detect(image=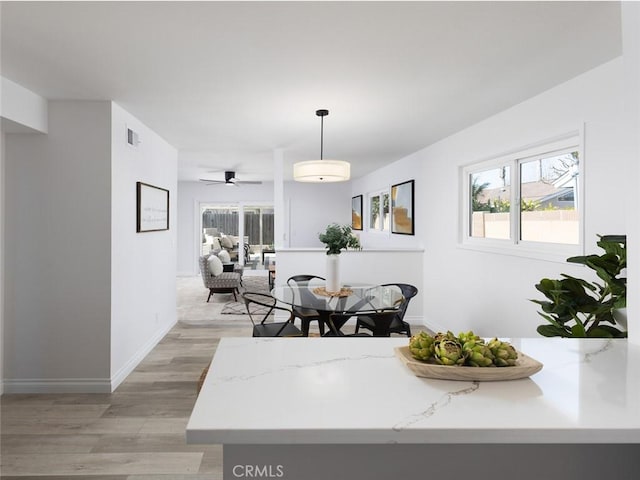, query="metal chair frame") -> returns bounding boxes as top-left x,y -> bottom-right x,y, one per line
242,291 -> 303,337
355,283 -> 418,337
287,275 -> 326,336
